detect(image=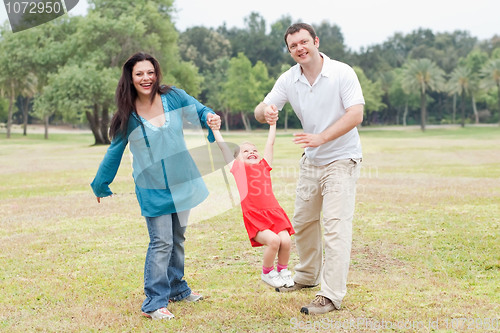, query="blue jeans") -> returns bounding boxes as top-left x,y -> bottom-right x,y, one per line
141,211 -> 191,313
